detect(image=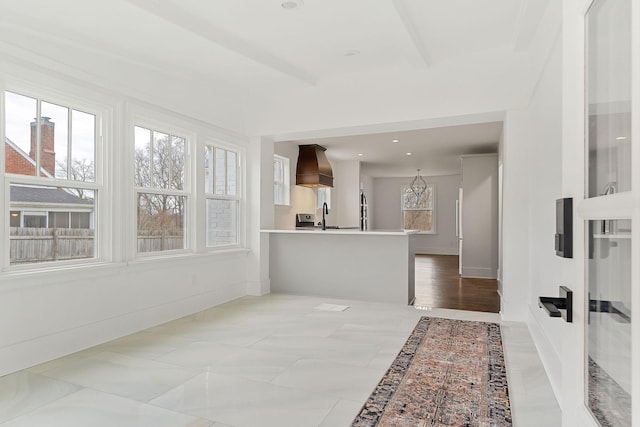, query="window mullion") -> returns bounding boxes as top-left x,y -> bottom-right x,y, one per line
67,108 -> 72,179
168,133 -> 173,191
225,148 -> 229,196
35,101 -> 42,175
